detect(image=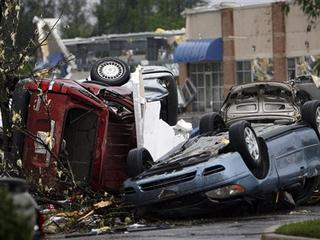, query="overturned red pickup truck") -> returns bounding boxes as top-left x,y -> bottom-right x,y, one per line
10,58 -> 178,191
